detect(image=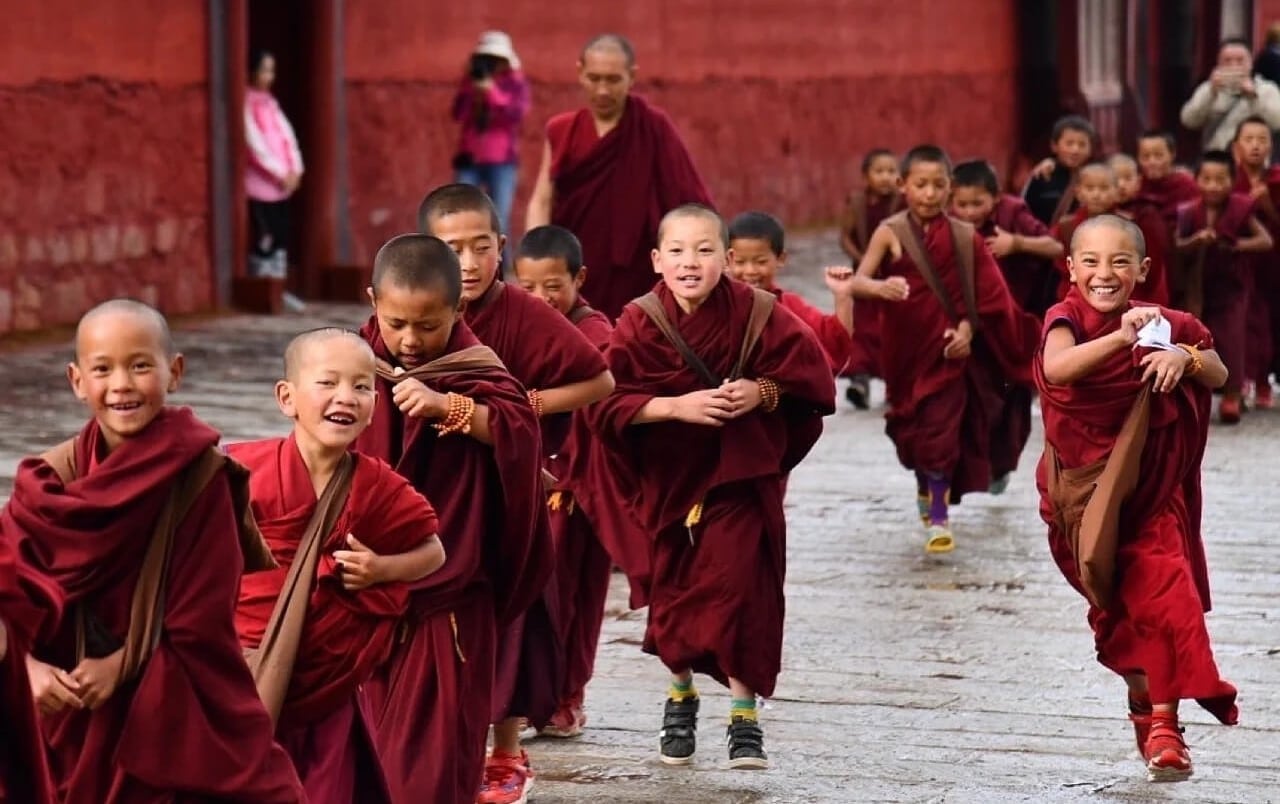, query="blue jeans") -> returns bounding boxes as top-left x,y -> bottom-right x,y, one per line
455,161 -> 519,236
